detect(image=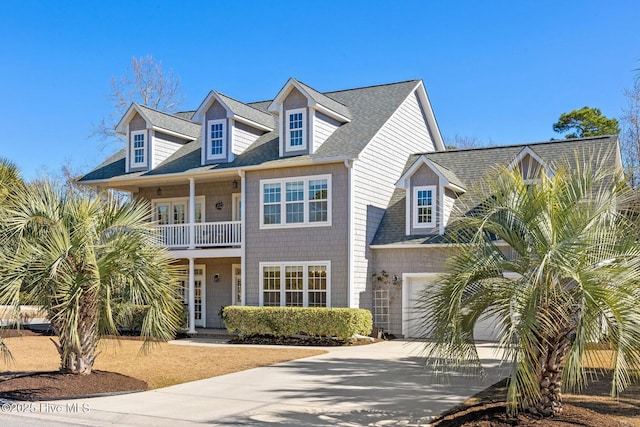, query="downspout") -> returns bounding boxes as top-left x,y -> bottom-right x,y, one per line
189,178 -> 196,249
